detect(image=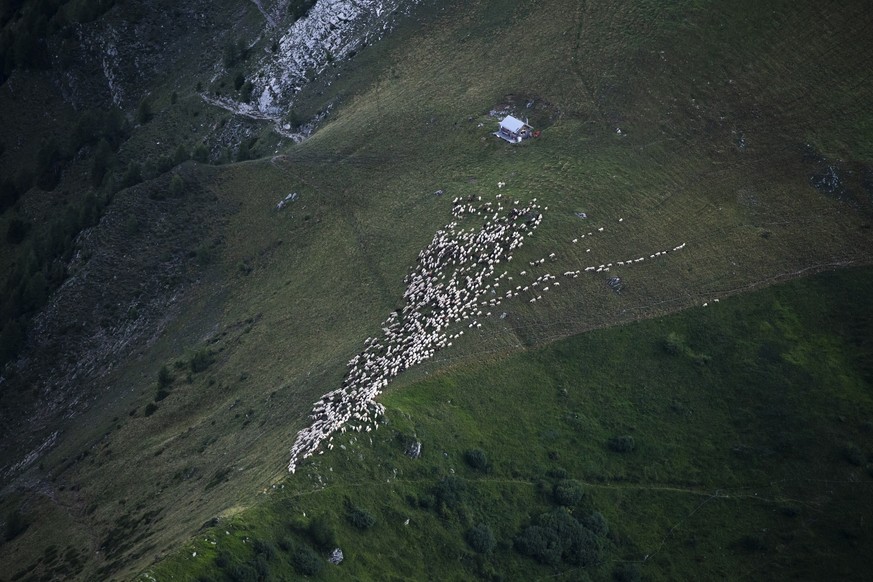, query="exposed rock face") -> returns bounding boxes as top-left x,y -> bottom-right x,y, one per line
50,0 -> 227,110
329,547 -> 344,564
251,0 -> 420,117
405,440 -> 422,459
